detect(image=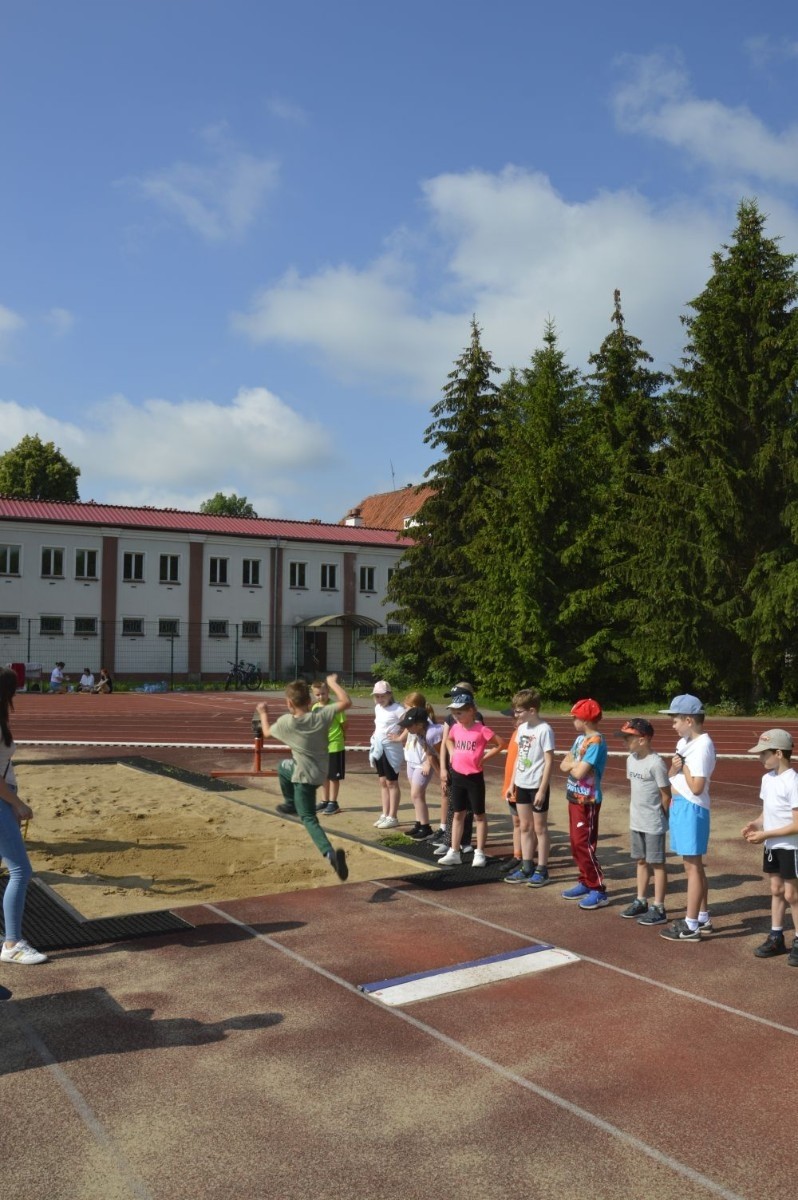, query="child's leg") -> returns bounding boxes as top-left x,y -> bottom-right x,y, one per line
568,802 -> 604,890
450,810 -> 465,852
636,859 -> 652,899
532,809 -> 550,869
652,862 -> 667,908
410,775 -> 430,825
387,779 -> 401,819
329,777 -> 340,804
277,759 -> 298,810
293,784 -> 333,857
769,872 -> 787,929
474,811 -> 487,852
784,879 -> 798,932
517,803 -> 535,864
682,856 -> 706,921
509,805 -> 521,858
378,771 -> 390,816
0,801 -> 33,945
